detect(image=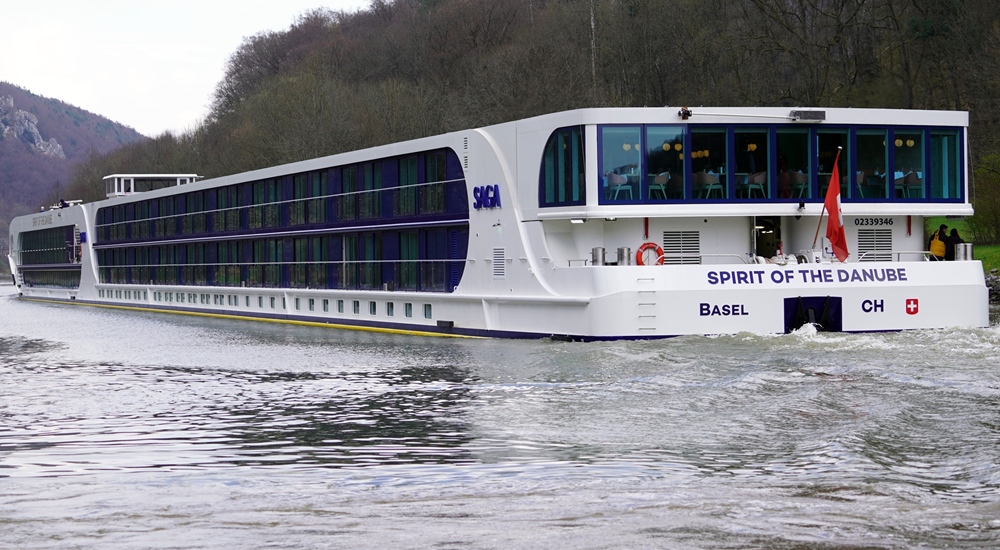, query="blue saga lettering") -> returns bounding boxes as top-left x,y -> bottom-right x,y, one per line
700,303 -> 749,316
472,184 -> 502,210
